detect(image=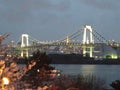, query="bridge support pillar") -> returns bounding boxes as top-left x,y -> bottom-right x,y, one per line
21,49 -> 29,57
82,45 -> 93,57
21,51 -> 23,57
